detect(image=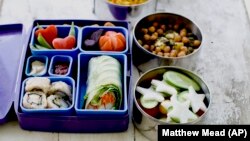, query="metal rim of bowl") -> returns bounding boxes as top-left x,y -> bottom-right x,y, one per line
105,0 -> 152,7
133,66 -> 211,125
133,12 -> 204,60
